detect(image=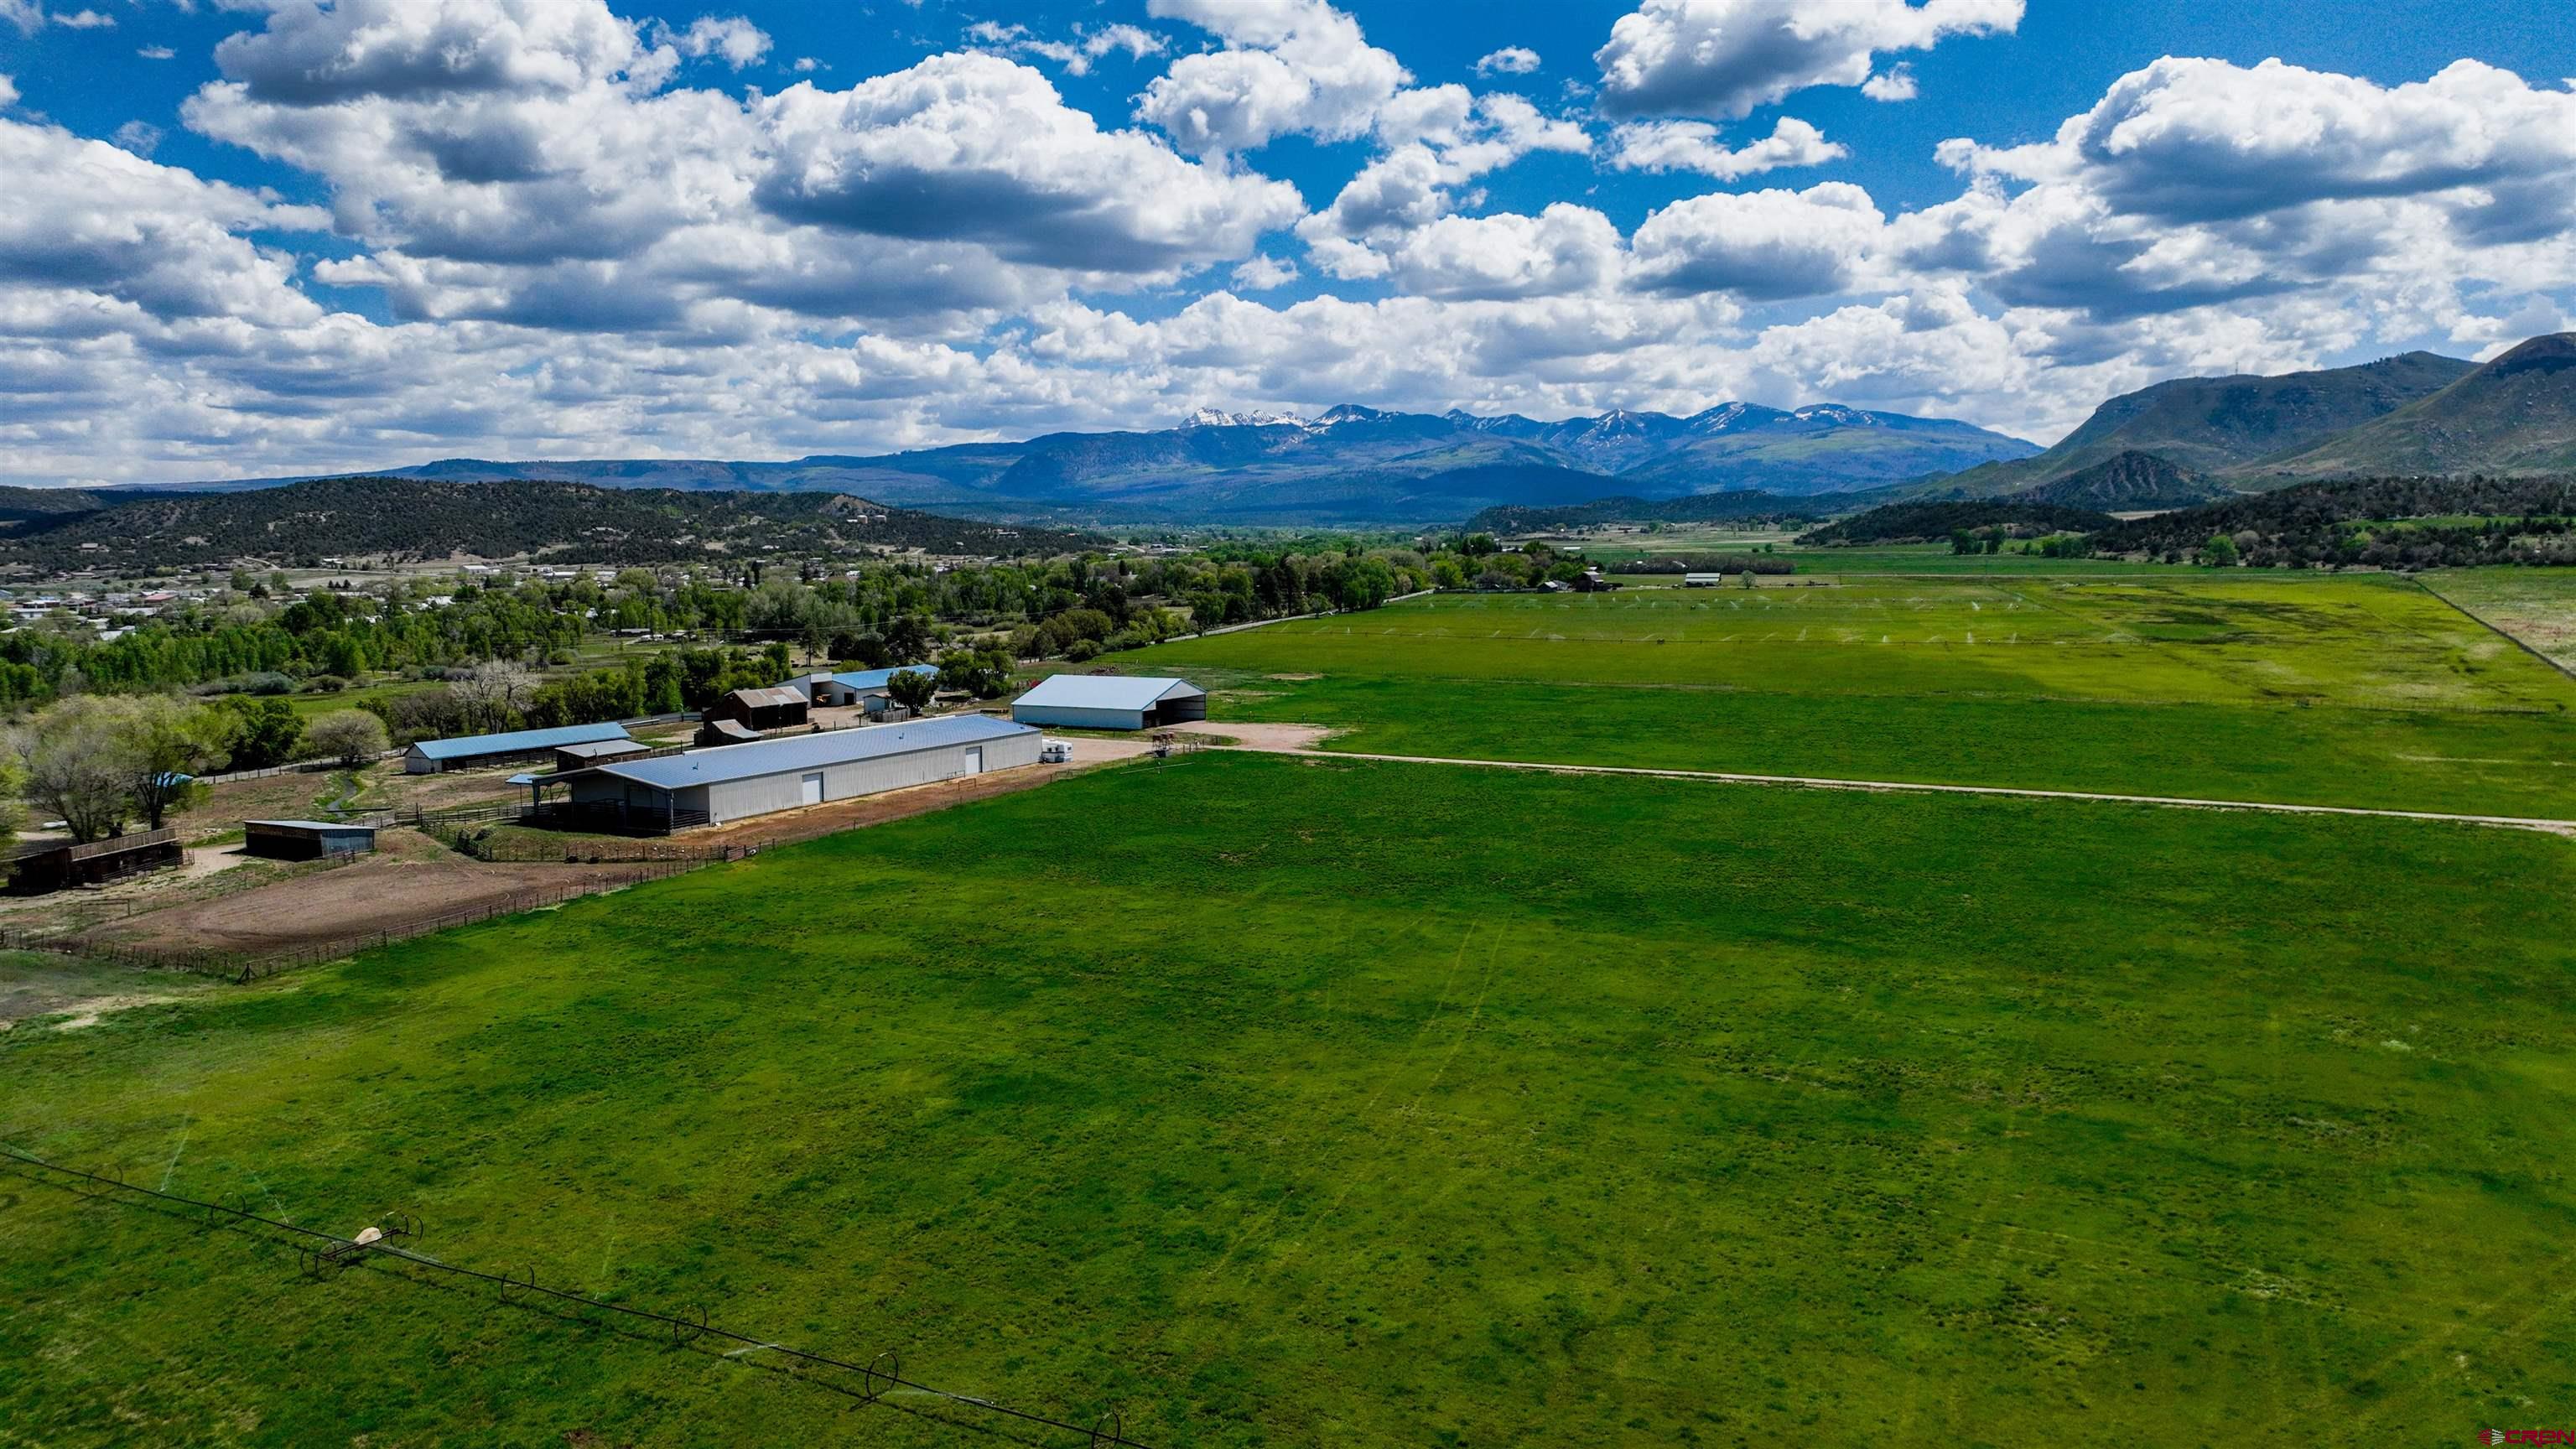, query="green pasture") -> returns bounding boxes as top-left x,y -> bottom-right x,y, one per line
1786,544 -> 2195,574
3,754 -> 2569,1446
1138,577 -> 2576,816
2423,569 -> 2576,673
